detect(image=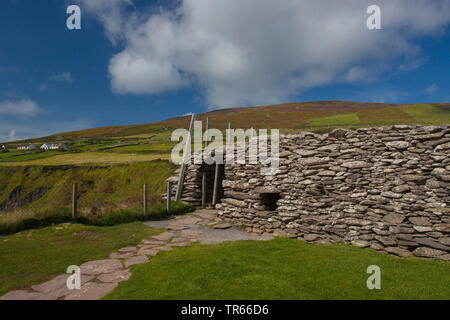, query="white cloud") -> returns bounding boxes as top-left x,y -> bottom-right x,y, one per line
424,83 -> 439,94
50,72 -> 73,83
77,0 -> 134,43
82,0 -> 450,109
0,99 -> 42,116
0,119 -> 94,142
